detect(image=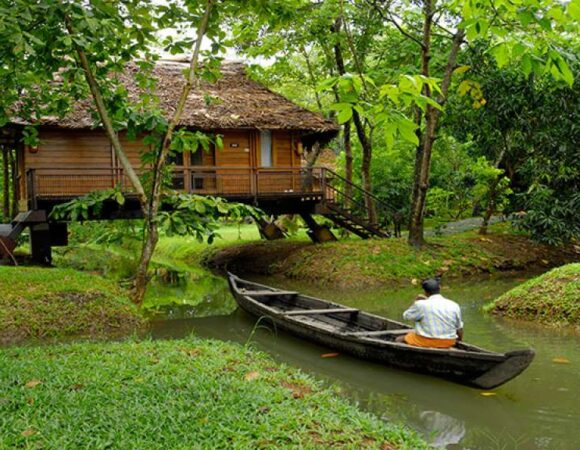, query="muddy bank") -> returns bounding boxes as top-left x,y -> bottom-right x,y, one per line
205,232 -> 579,289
